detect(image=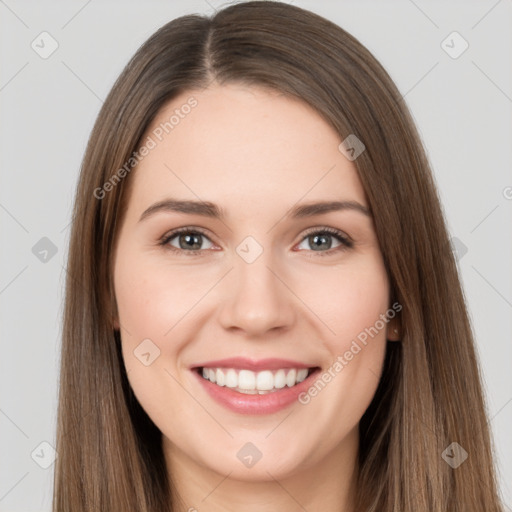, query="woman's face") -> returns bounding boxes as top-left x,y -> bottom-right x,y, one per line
113,83 -> 397,482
